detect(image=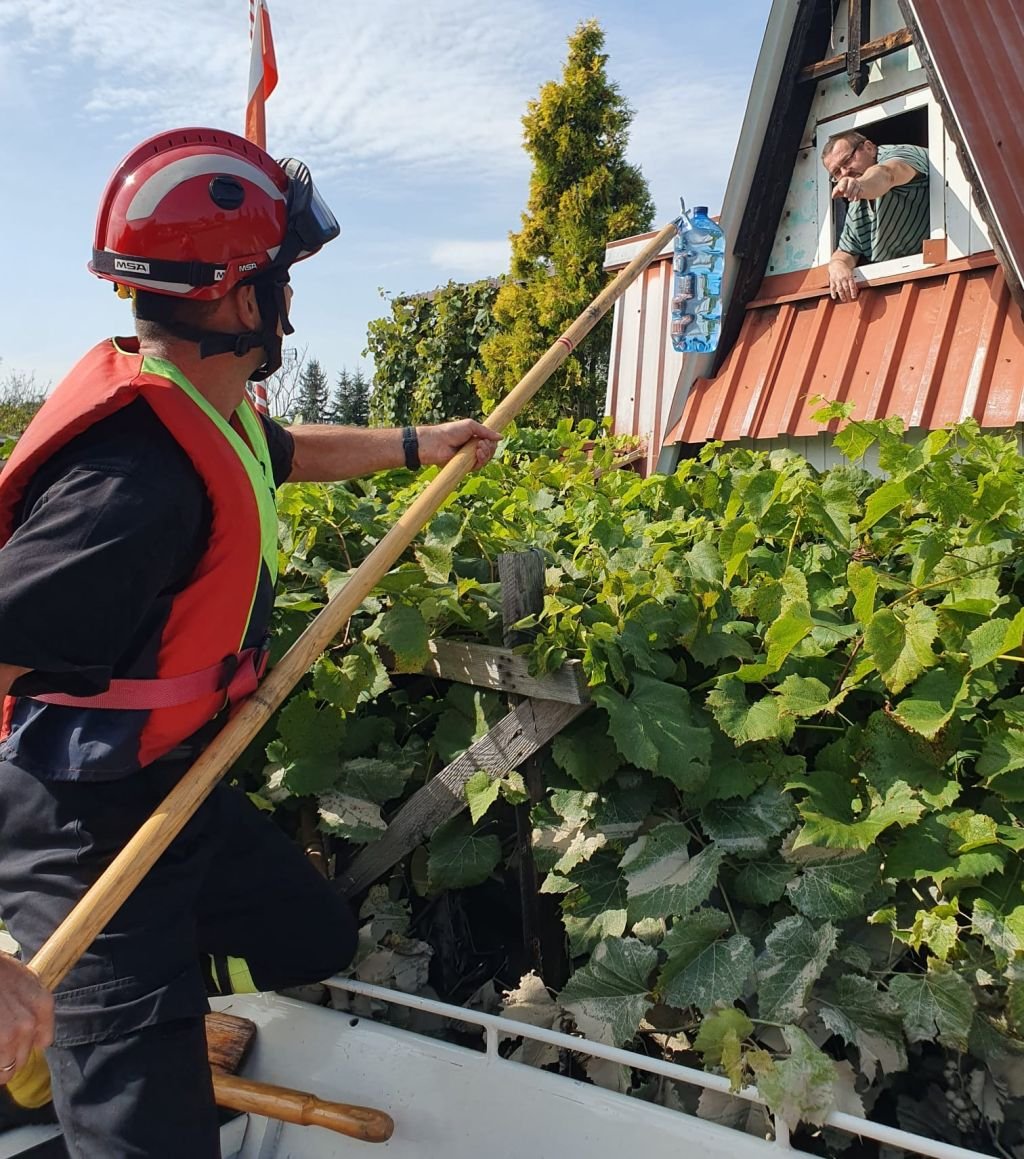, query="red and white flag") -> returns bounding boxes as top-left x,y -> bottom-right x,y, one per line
245,0 -> 278,150
246,0 -> 278,416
